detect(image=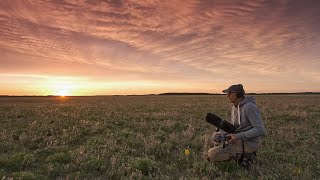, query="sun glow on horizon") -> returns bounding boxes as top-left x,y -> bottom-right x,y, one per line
0,73 -> 245,95
56,89 -> 70,96
51,81 -> 74,96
